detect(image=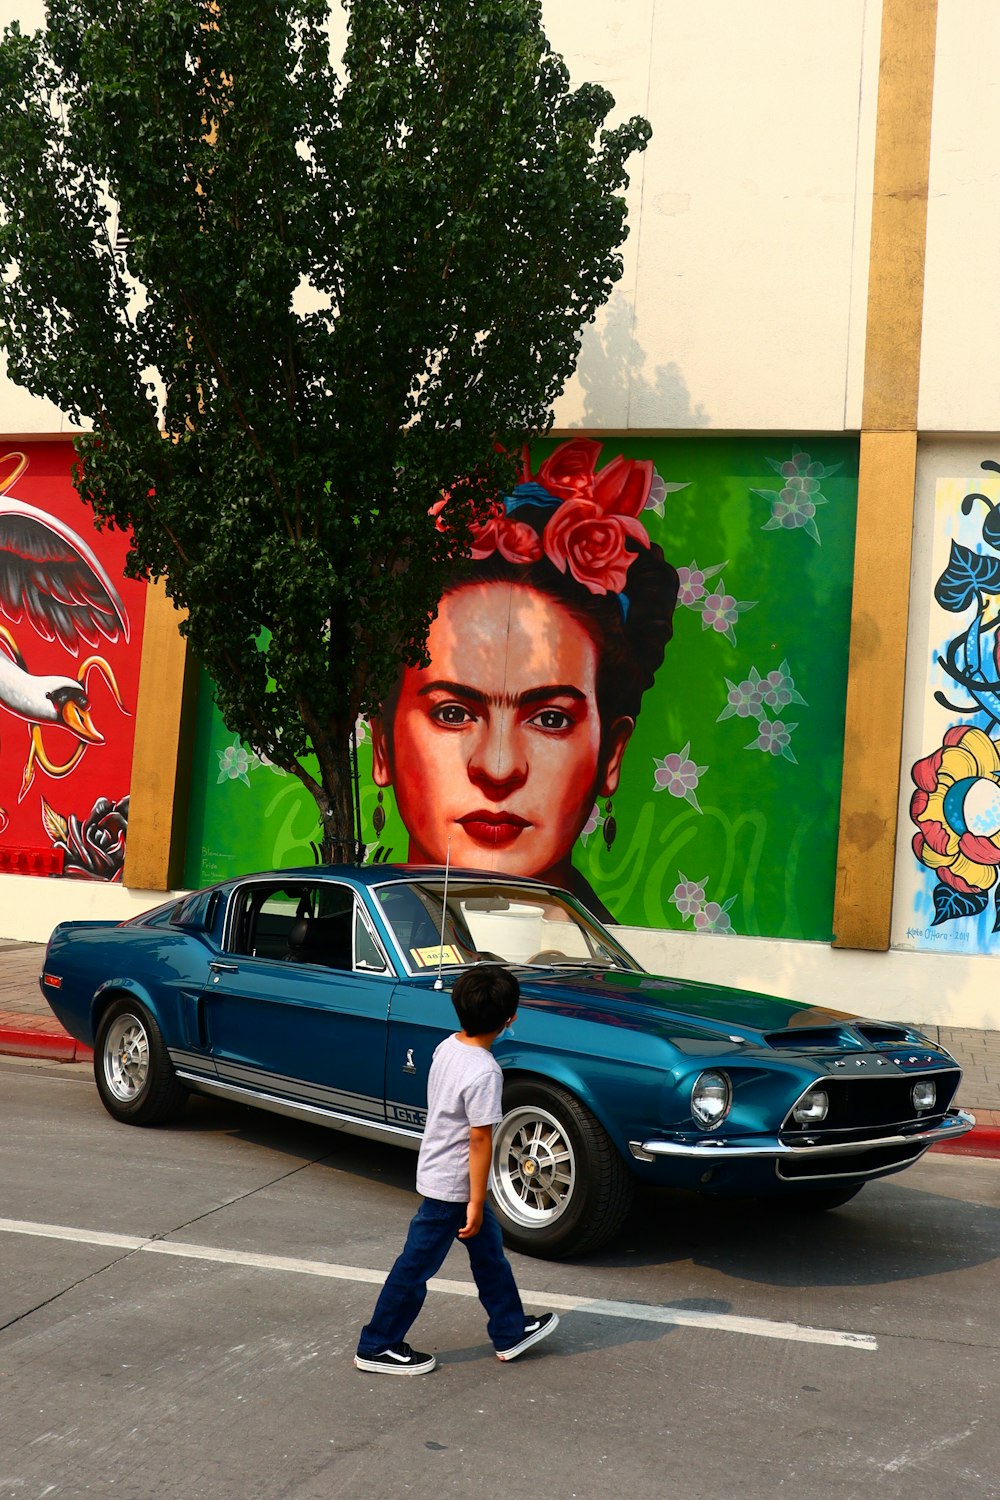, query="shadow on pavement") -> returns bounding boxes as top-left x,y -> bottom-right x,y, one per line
164,1091 -> 1000,1292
